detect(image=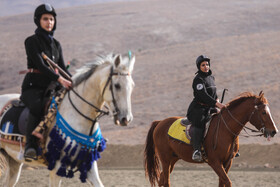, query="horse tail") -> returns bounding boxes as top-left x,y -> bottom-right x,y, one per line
144,120 -> 161,187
